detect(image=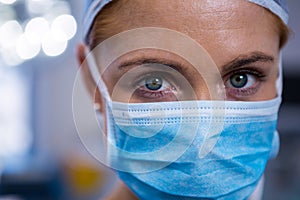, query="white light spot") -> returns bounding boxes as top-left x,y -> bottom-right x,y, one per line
26,0 -> 53,16
0,46 -> 24,66
0,20 -> 22,48
0,0 -> 17,5
42,32 -> 67,56
24,17 -> 50,44
51,14 -> 77,41
16,34 -> 40,60
43,1 -> 71,21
